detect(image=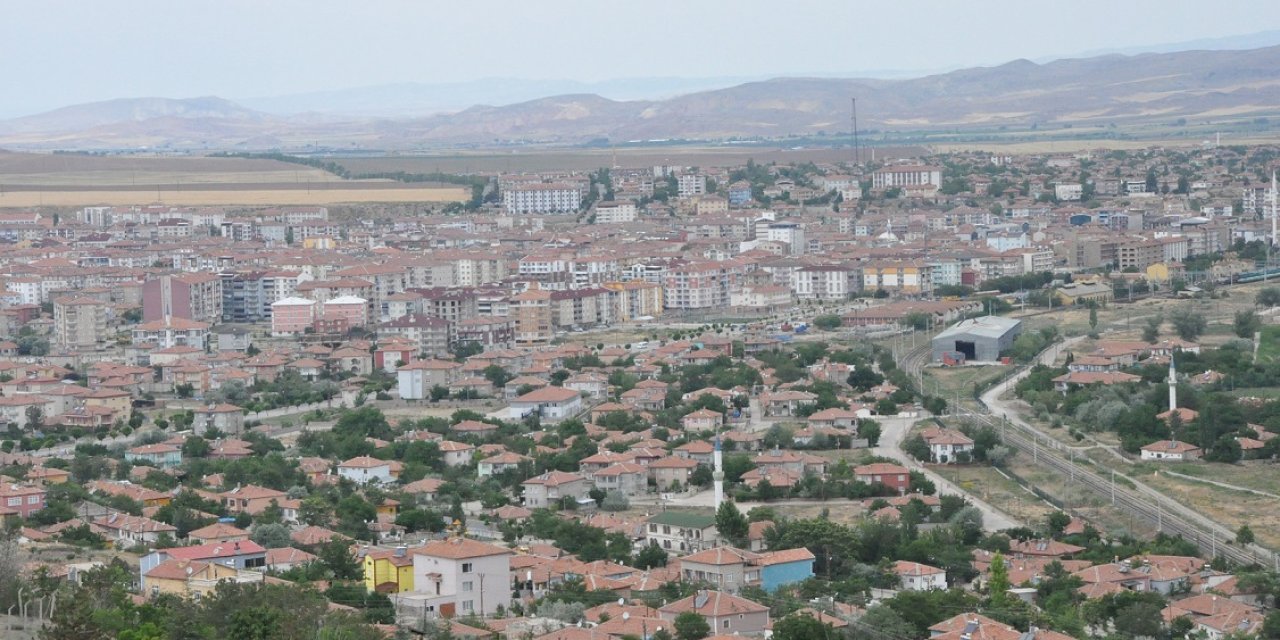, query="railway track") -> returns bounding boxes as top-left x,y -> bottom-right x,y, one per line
966,408 -> 1277,568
